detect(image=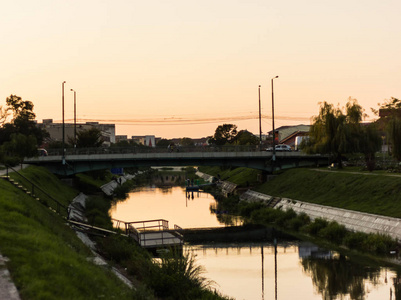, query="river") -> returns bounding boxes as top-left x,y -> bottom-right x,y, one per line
110,184 -> 400,300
